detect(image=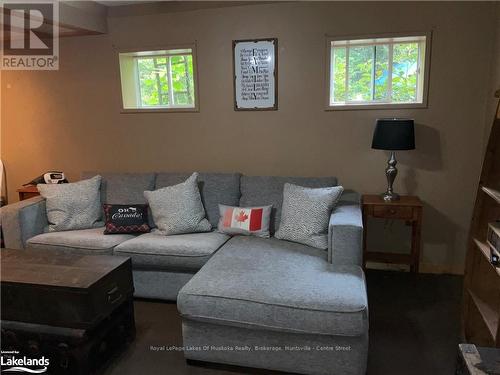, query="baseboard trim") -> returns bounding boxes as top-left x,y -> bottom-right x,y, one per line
419,262 -> 464,275
366,261 -> 464,275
